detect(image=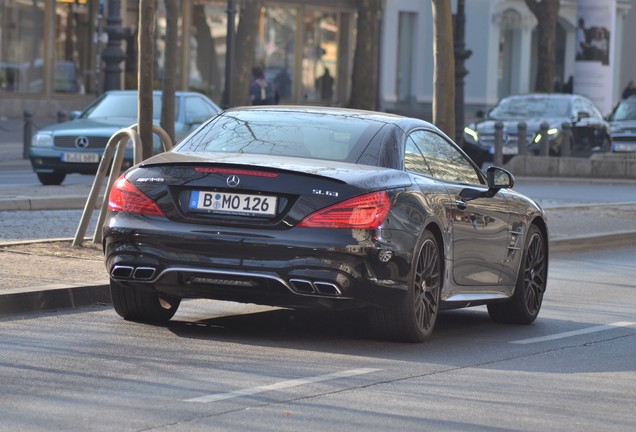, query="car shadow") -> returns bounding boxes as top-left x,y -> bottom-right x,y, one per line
156,300 -> 635,374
